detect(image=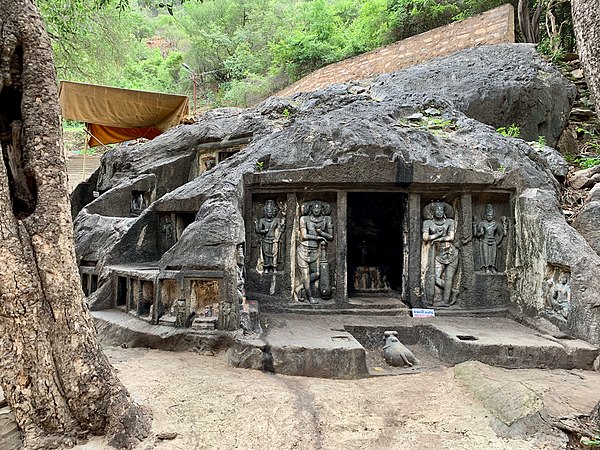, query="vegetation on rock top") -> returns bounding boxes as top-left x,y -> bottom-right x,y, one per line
40,0 -> 575,109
